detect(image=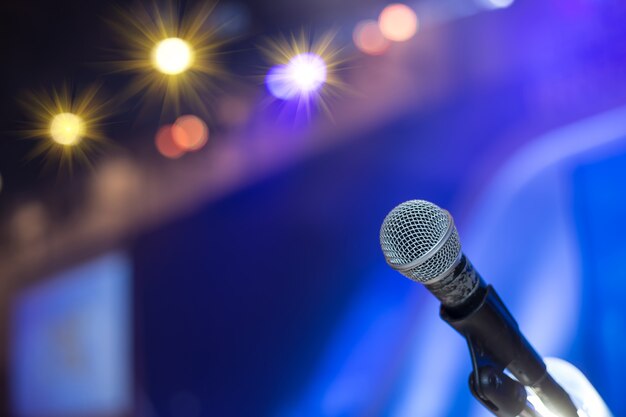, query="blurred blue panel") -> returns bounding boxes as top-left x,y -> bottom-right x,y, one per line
10,253 -> 132,417
572,149 -> 626,416
276,265 -> 424,417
